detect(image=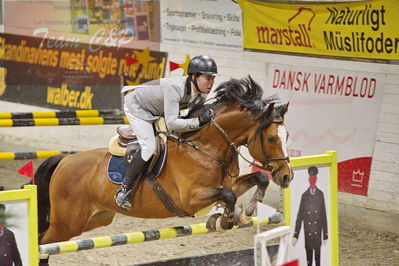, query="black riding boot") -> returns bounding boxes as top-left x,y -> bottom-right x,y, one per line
115,149 -> 147,211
